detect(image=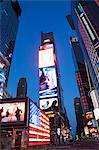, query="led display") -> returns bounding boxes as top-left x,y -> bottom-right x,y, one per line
39,48 -> 55,68
0,68 -> 6,98
90,90 -> 99,108
94,108 -> 99,120
0,61 -> 5,69
40,98 -> 58,112
0,102 -> 25,123
39,66 -> 57,98
86,112 -> 94,120
29,99 -> 50,146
